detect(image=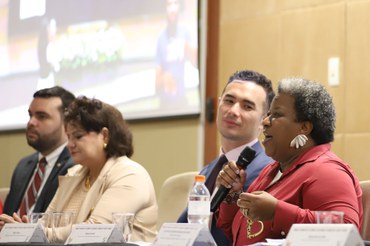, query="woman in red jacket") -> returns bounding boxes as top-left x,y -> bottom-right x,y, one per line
216,77 -> 363,246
